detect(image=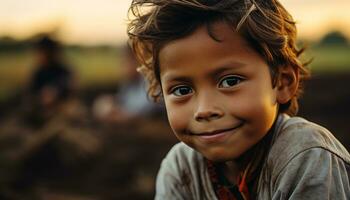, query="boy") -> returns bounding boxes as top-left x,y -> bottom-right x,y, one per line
127,0 -> 350,199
